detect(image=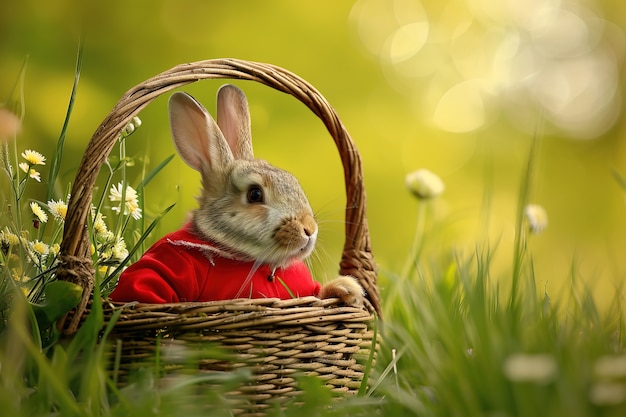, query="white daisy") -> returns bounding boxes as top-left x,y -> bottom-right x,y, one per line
524,204 -> 548,234
405,169 -> 445,199
109,182 -> 142,220
30,202 -> 48,223
47,198 -> 68,221
21,149 -> 46,165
